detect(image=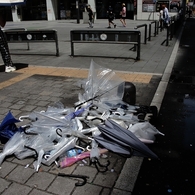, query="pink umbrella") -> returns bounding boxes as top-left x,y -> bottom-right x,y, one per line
59,148 -> 108,168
